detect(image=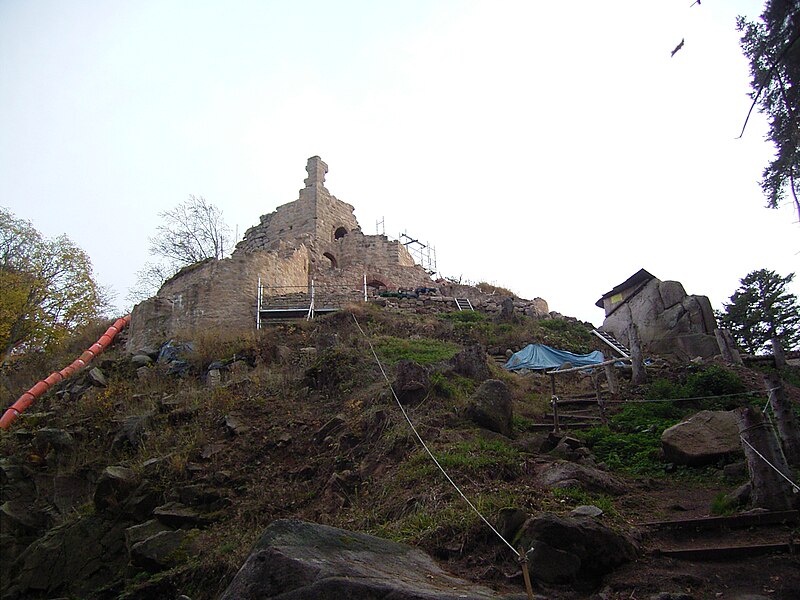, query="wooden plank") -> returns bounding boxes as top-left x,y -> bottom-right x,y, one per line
653,542 -> 796,561
641,510 -> 800,530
